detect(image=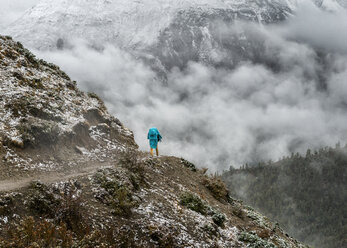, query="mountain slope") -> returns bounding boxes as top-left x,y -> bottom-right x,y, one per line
5,0 -> 347,72
5,0 -> 300,74
6,0 -> 295,50
222,146 -> 347,248
0,35 -> 310,247
0,35 -> 137,181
